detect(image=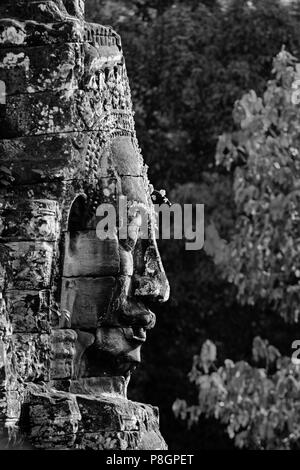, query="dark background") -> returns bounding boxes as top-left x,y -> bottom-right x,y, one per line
85,0 -> 300,450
